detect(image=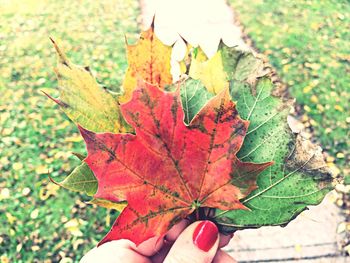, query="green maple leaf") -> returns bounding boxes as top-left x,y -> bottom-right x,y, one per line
215,77 -> 333,231
181,44 -> 333,230
57,161 -> 97,196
